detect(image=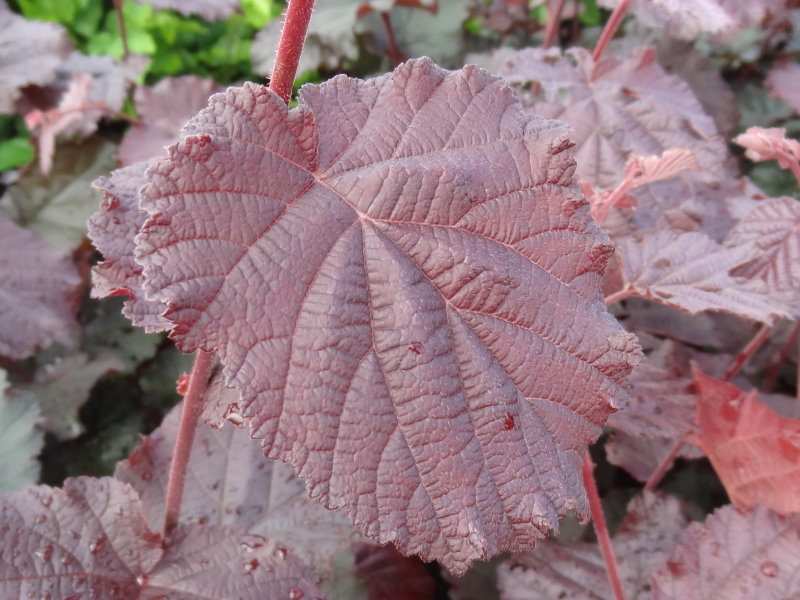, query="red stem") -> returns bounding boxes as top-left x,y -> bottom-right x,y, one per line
380,12 -> 403,67
724,323 -> 773,381
605,288 -> 634,306
764,320 -> 800,392
163,349 -> 215,535
644,432 -> 690,492
543,0 -> 567,49
583,453 -> 627,600
270,0 -> 316,104
592,0 -> 632,61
